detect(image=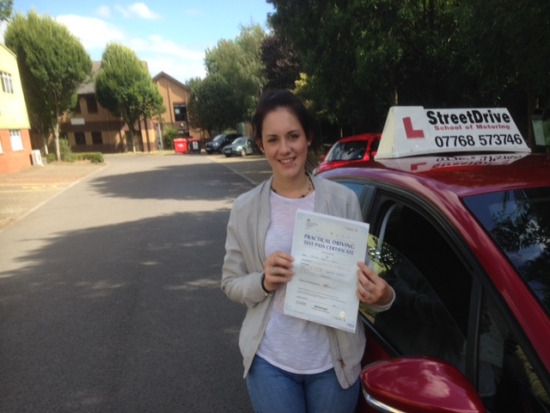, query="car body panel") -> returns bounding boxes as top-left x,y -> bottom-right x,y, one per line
362,357 -> 485,413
